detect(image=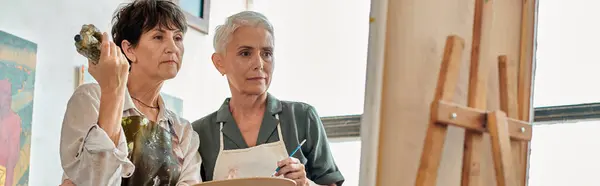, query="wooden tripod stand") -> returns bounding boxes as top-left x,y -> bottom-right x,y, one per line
414,35 -> 533,186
